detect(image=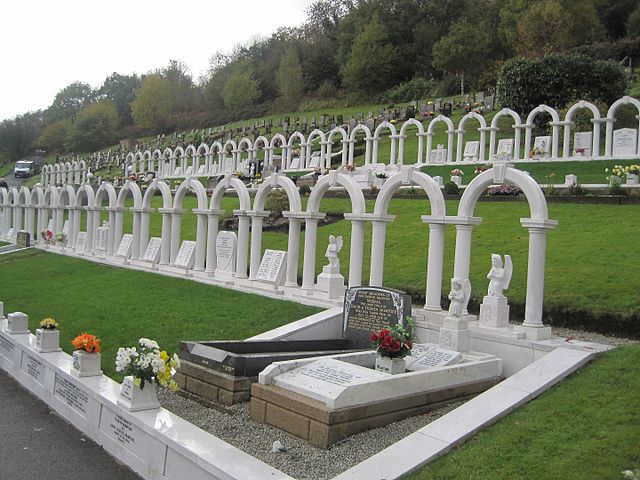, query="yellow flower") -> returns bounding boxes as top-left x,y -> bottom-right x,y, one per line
160,351 -> 169,361
133,378 -> 142,387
